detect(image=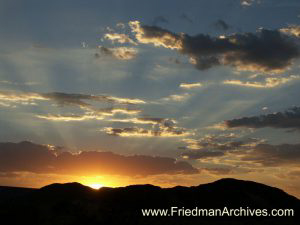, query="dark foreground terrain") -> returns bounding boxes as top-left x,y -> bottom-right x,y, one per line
0,178 -> 299,225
